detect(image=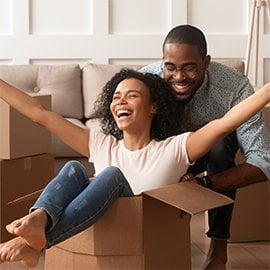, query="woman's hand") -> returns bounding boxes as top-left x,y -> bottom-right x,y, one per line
179,173 -> 213,189
179,173 -> 198,184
